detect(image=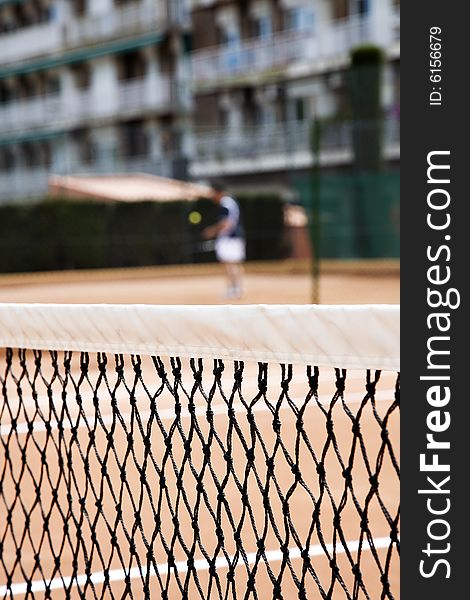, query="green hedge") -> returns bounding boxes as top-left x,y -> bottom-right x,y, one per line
350,45 -> 385,67
0,194 -> 285,273
349,45 -> 384,171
